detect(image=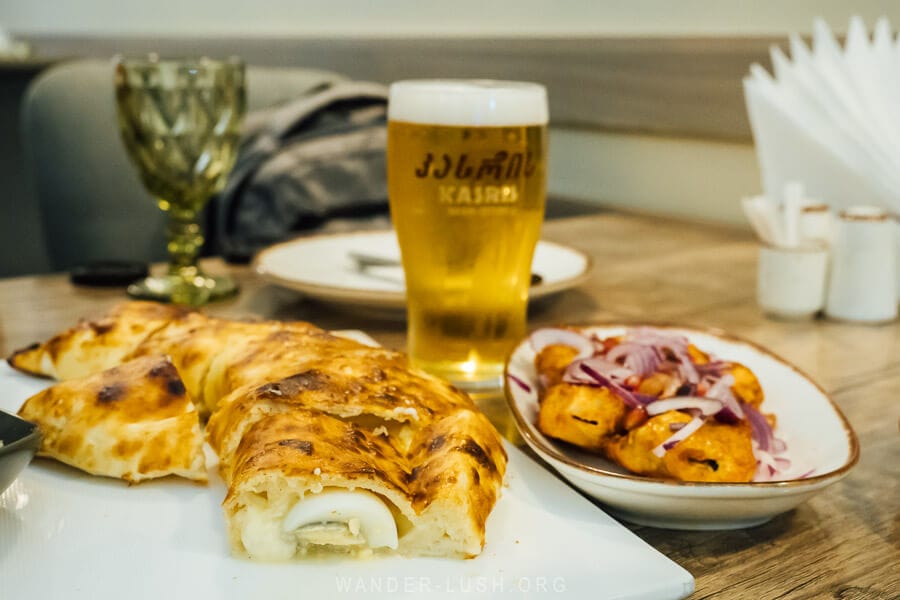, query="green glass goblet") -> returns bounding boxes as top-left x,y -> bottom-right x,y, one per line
114,55 -> 245,306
